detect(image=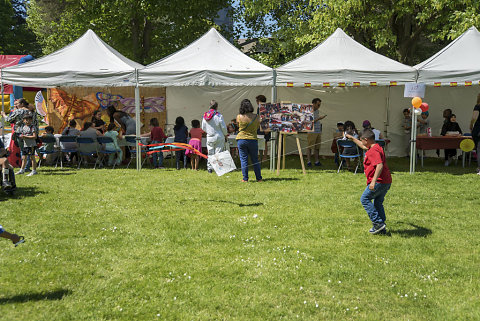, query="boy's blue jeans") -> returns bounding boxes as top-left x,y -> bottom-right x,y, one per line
360,183 -> 391,226
150,140 -> 164,167
237,139 -> 262,181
